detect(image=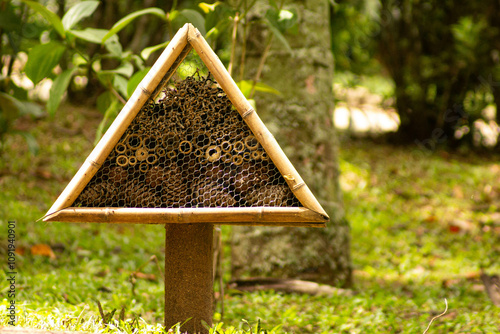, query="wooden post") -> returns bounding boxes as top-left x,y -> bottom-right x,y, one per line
165,223 -> 214,334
